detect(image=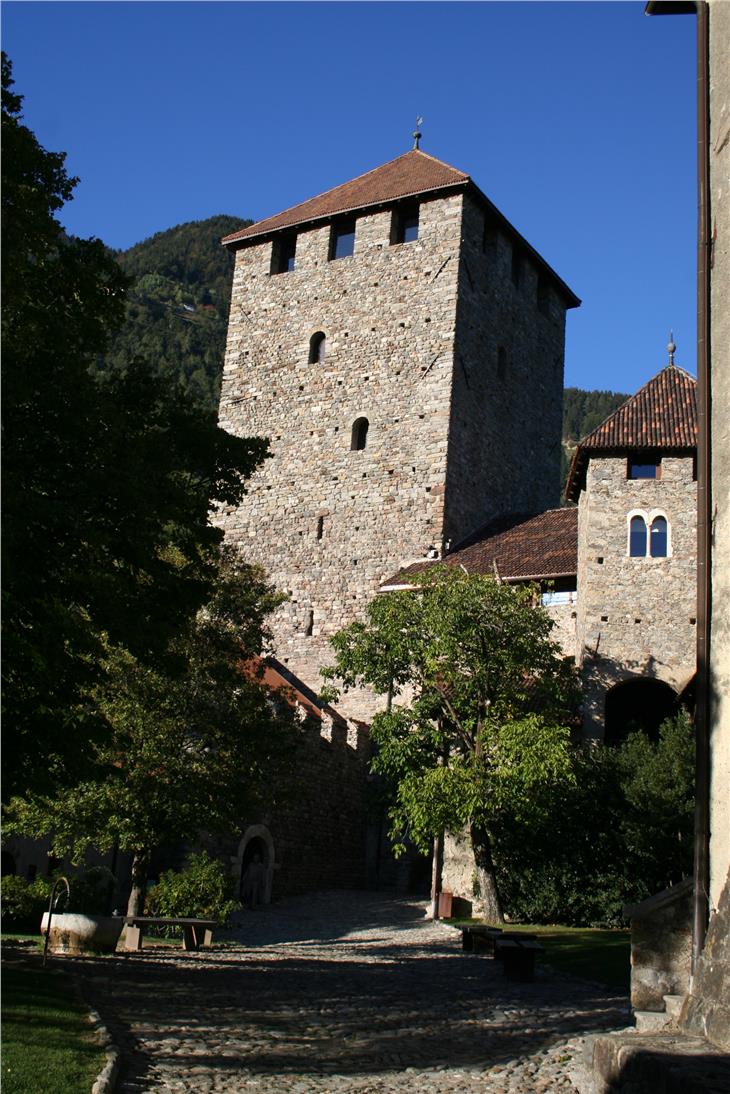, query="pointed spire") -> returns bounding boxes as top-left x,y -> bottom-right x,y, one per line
412,116 -> 423,150
667,330 -> 676,366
